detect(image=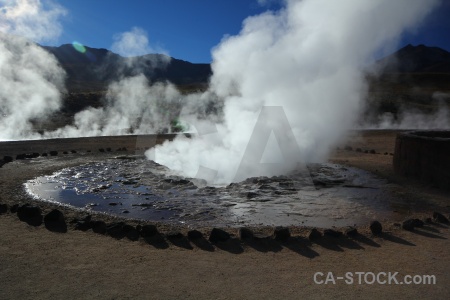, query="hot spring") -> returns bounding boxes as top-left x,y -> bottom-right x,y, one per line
25,156 -> 402,228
